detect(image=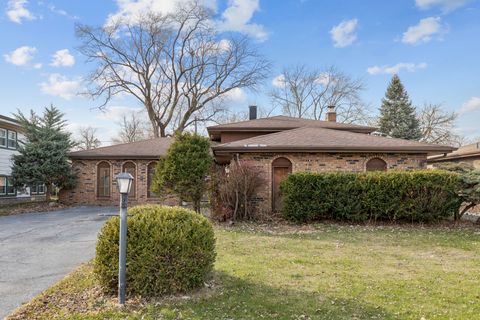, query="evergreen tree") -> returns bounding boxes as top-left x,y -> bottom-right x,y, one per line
378,74 -> 422,140
152,133 -> 212,212
11,105 -> 76,201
